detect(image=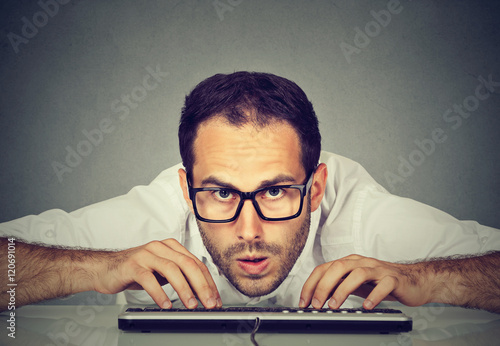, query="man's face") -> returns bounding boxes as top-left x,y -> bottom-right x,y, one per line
181,116 -> 312,297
